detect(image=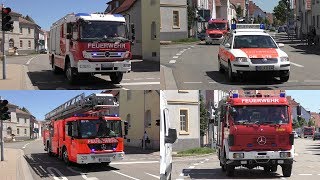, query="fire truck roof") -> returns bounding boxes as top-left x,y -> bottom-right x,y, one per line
75,13 -> 125,22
